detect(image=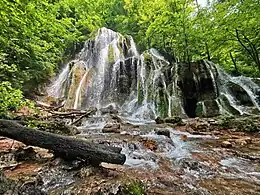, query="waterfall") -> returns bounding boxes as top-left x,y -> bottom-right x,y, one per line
216,65 -> 260,115
47,27 -> 260,119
